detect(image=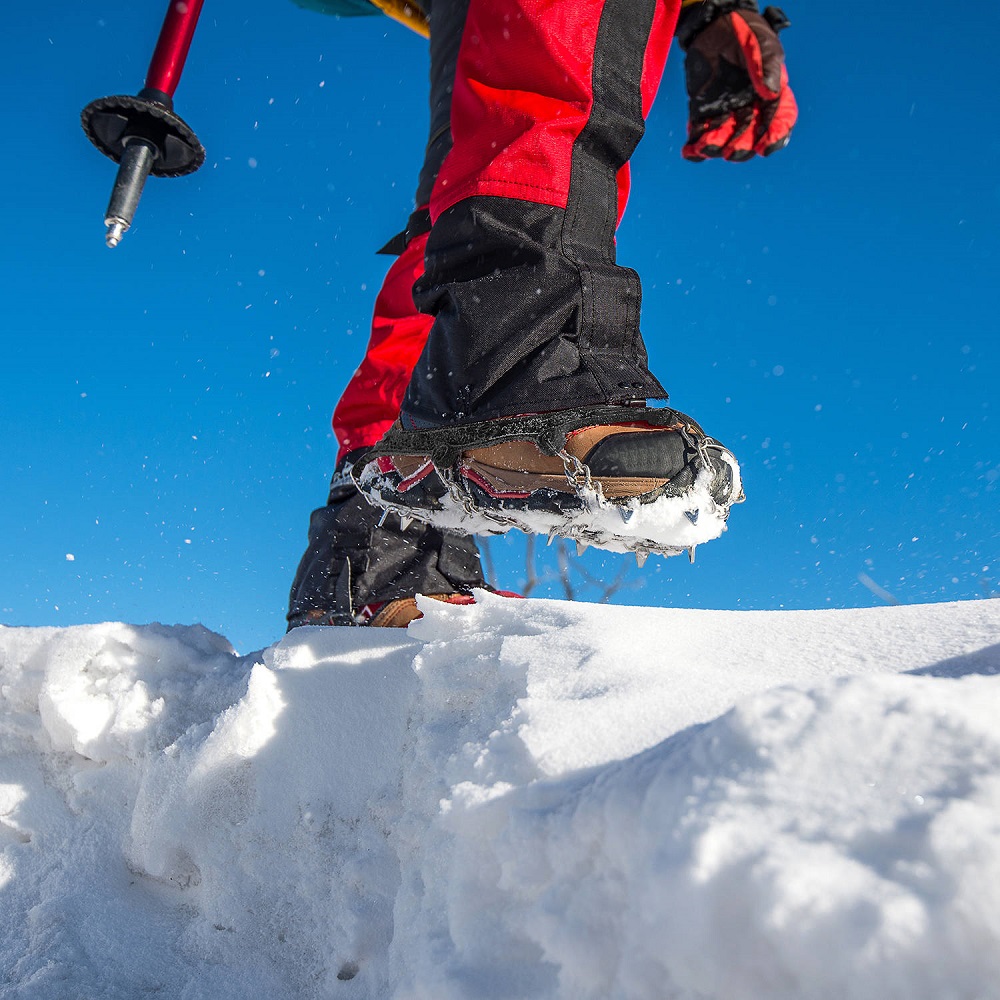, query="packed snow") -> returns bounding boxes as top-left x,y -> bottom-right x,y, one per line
1,595 -> 999,999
